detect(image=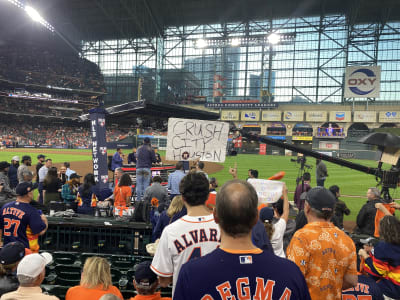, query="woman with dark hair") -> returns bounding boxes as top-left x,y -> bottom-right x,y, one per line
42,167 -> 62,206
113,173 -> 132,207
61,173 -> 81,211
359,215 -> 400,299
77,173 -> 103,215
